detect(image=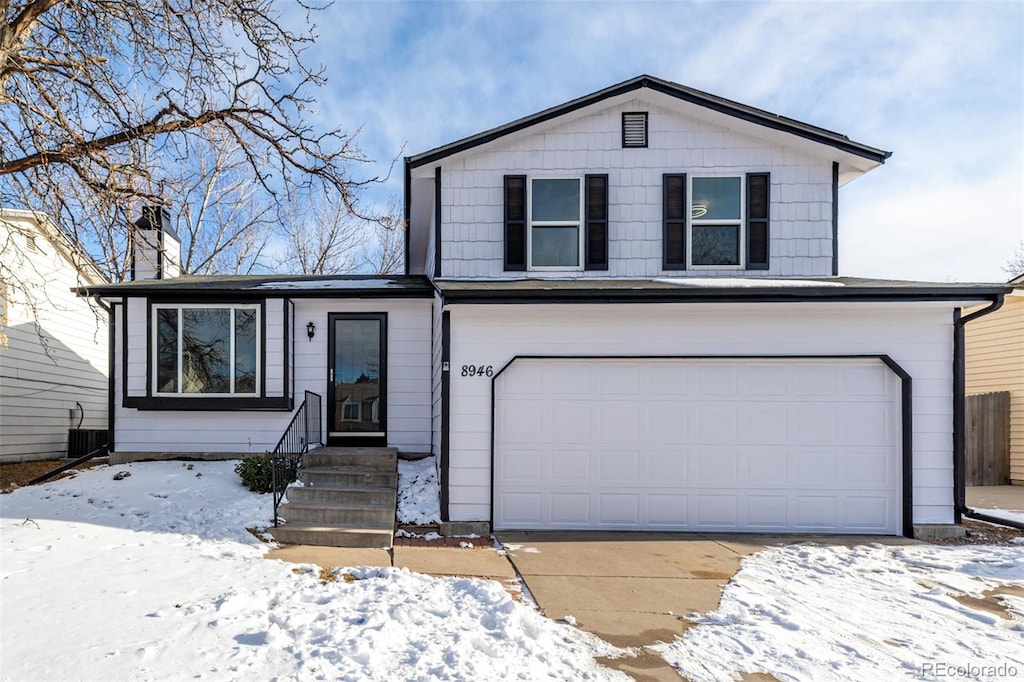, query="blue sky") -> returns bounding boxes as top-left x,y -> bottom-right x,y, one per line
306,1 -> 1022,282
